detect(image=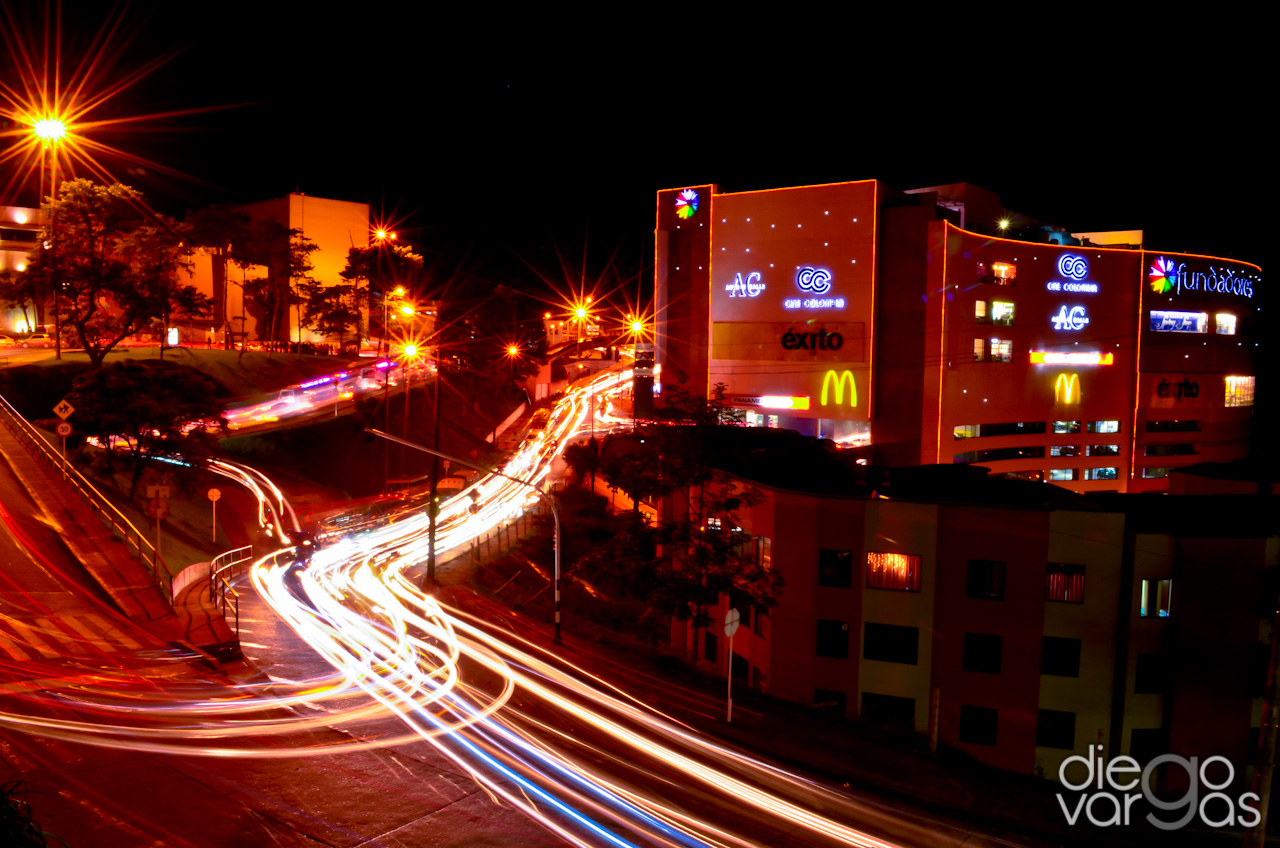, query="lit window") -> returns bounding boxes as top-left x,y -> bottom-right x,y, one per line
1087,444 -> 1120,456
1050,445 -> 1080,457
1046,563 -> 1085,603
1225,375 -> 1255,408
1215,313 -> 1237,335
1140,579 -> 1173,618
1084,467 -> 1118,481
992,263 -> 1016,283
1053,420 -> 1081,434
1087,420 -> 1120,434
991,339 -> 1012,361
973,338 -> 985,361
991,302 -> 1015,326
866,552 -> 921,592
975,301 -> 989,323
1048,468 -> 1076,481
1141,467 -> 1170,479
954,424 -> 980,439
